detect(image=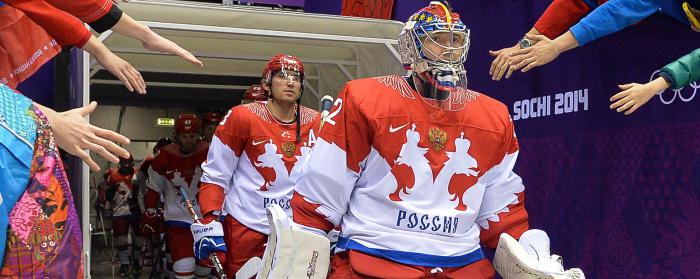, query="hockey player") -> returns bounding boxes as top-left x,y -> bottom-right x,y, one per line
201,112 -> 223,143
136,137 -> 173,275
273,1 -> 582,278
190,54 -> 320,278
144,114 -> 211,279
135,137 -> 174,209
241,84 -> 267,105
102,153 -> 144,277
